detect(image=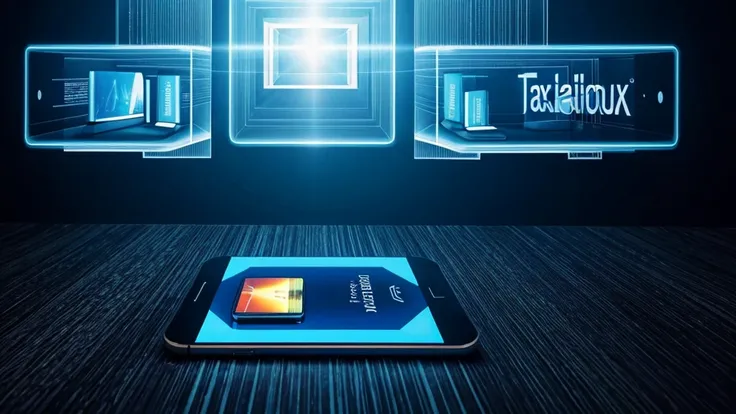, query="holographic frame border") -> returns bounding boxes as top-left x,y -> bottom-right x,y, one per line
228,0 -> 396,146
